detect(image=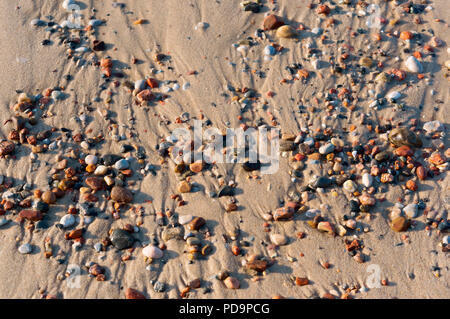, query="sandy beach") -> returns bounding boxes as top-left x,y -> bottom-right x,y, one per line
0,0 -> 448,299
